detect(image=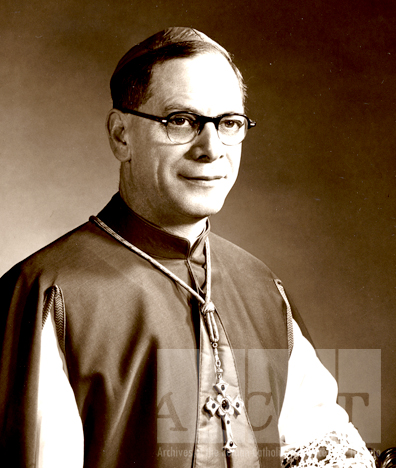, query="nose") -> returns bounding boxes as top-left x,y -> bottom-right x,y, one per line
192,122 -> 224,161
